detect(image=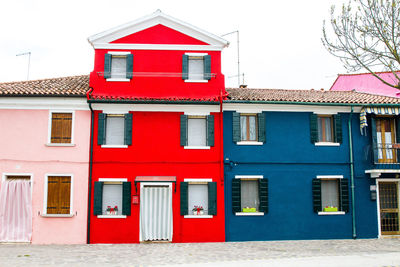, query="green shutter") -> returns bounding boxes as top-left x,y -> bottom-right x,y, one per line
312,179 -> 321,213
122,182 -> 131,216
371,116 -> 378,163
124,113 -> 133,145
310,114 -> 318,144
232,179 -> 241,213
208,182 -> 217,215
104,54 -> 112,79
93,182 -> 104,215
339,179 -> 350,213
232,112 -> 241,142
180,182 -> 188,215
126,54 -> 133,79
180,115 -> 188,146
334,114 -> 343,144
204,55 -> 211,80
207,115 -> 215,146
396,117 -> 400,162
182,55 -> 189,80
258,113 -> 266,143
259,179 -> 268,213
98,113 -> 106,145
